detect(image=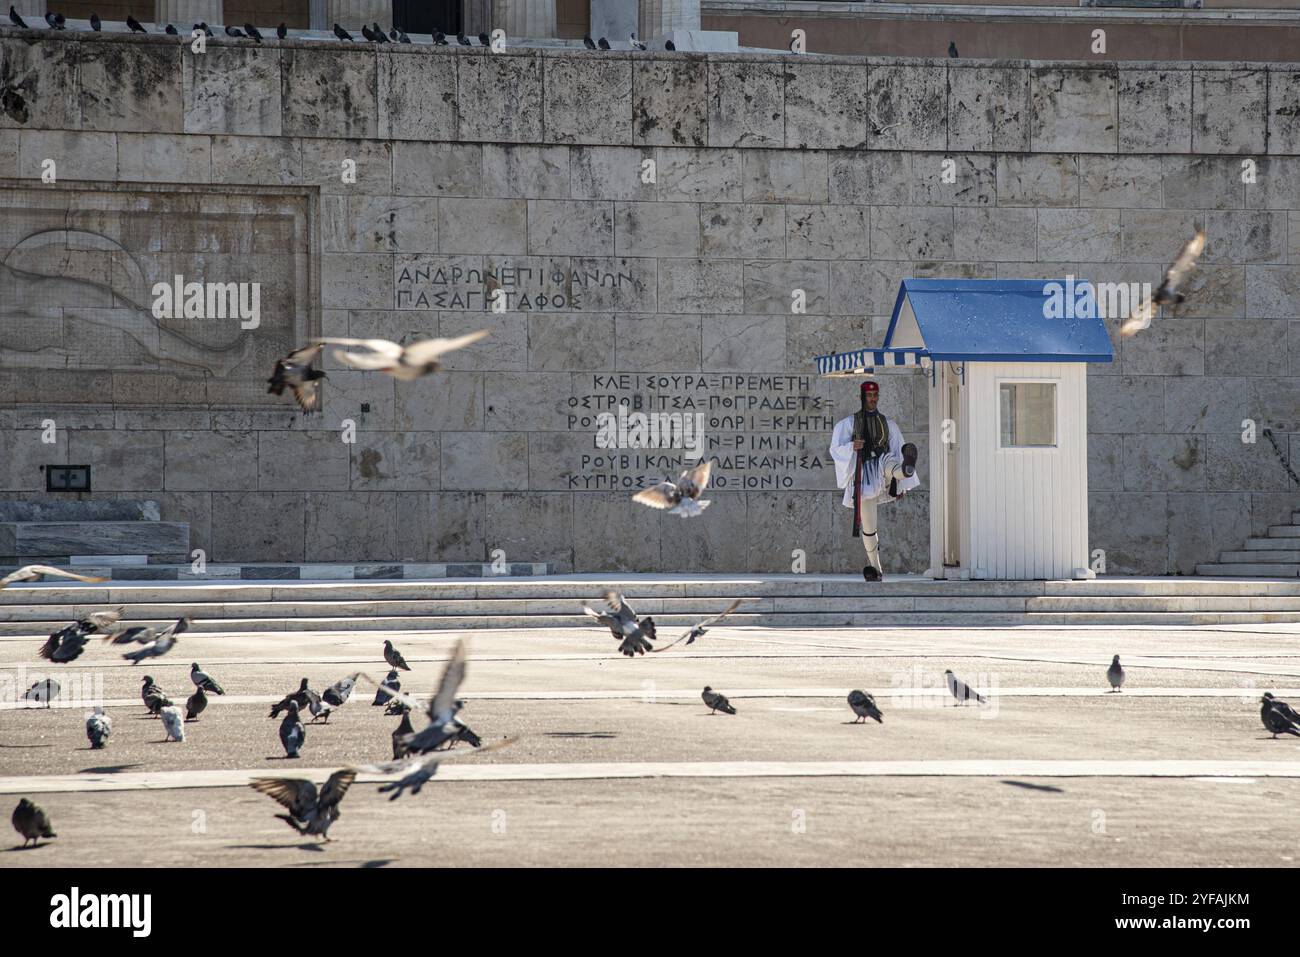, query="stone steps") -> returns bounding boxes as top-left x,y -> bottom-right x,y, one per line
1199,514 -> 1300,578
1194,562 -> 1300,578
